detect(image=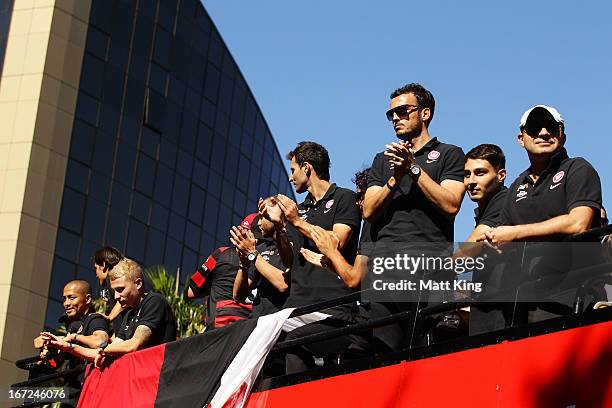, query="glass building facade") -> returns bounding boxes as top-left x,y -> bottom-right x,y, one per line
43,0 -> 294,325
0,0 -> 13,70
